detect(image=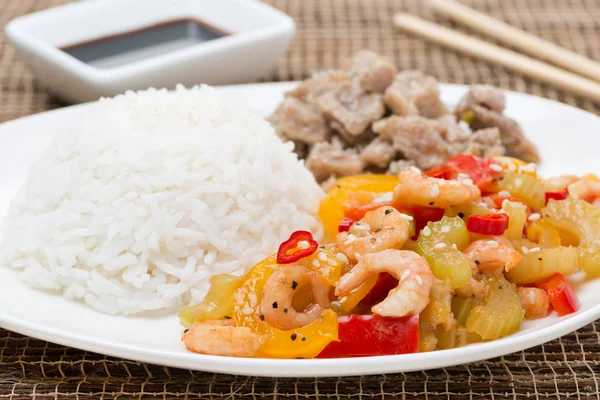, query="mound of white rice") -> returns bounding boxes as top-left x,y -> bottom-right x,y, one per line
0,85 -> 324,314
